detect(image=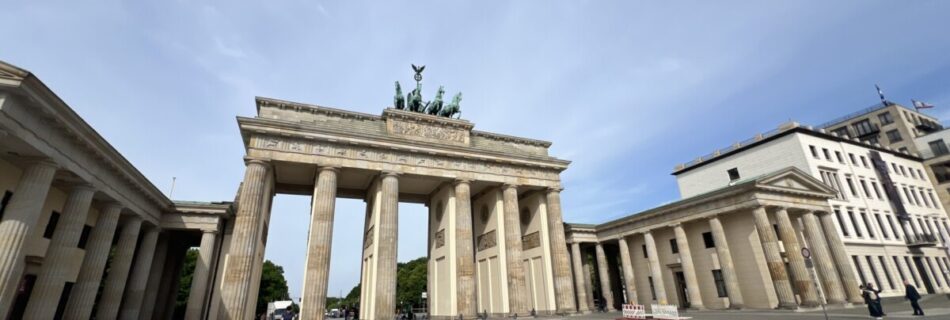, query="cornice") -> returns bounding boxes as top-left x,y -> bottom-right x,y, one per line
238,116 -> 571,170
